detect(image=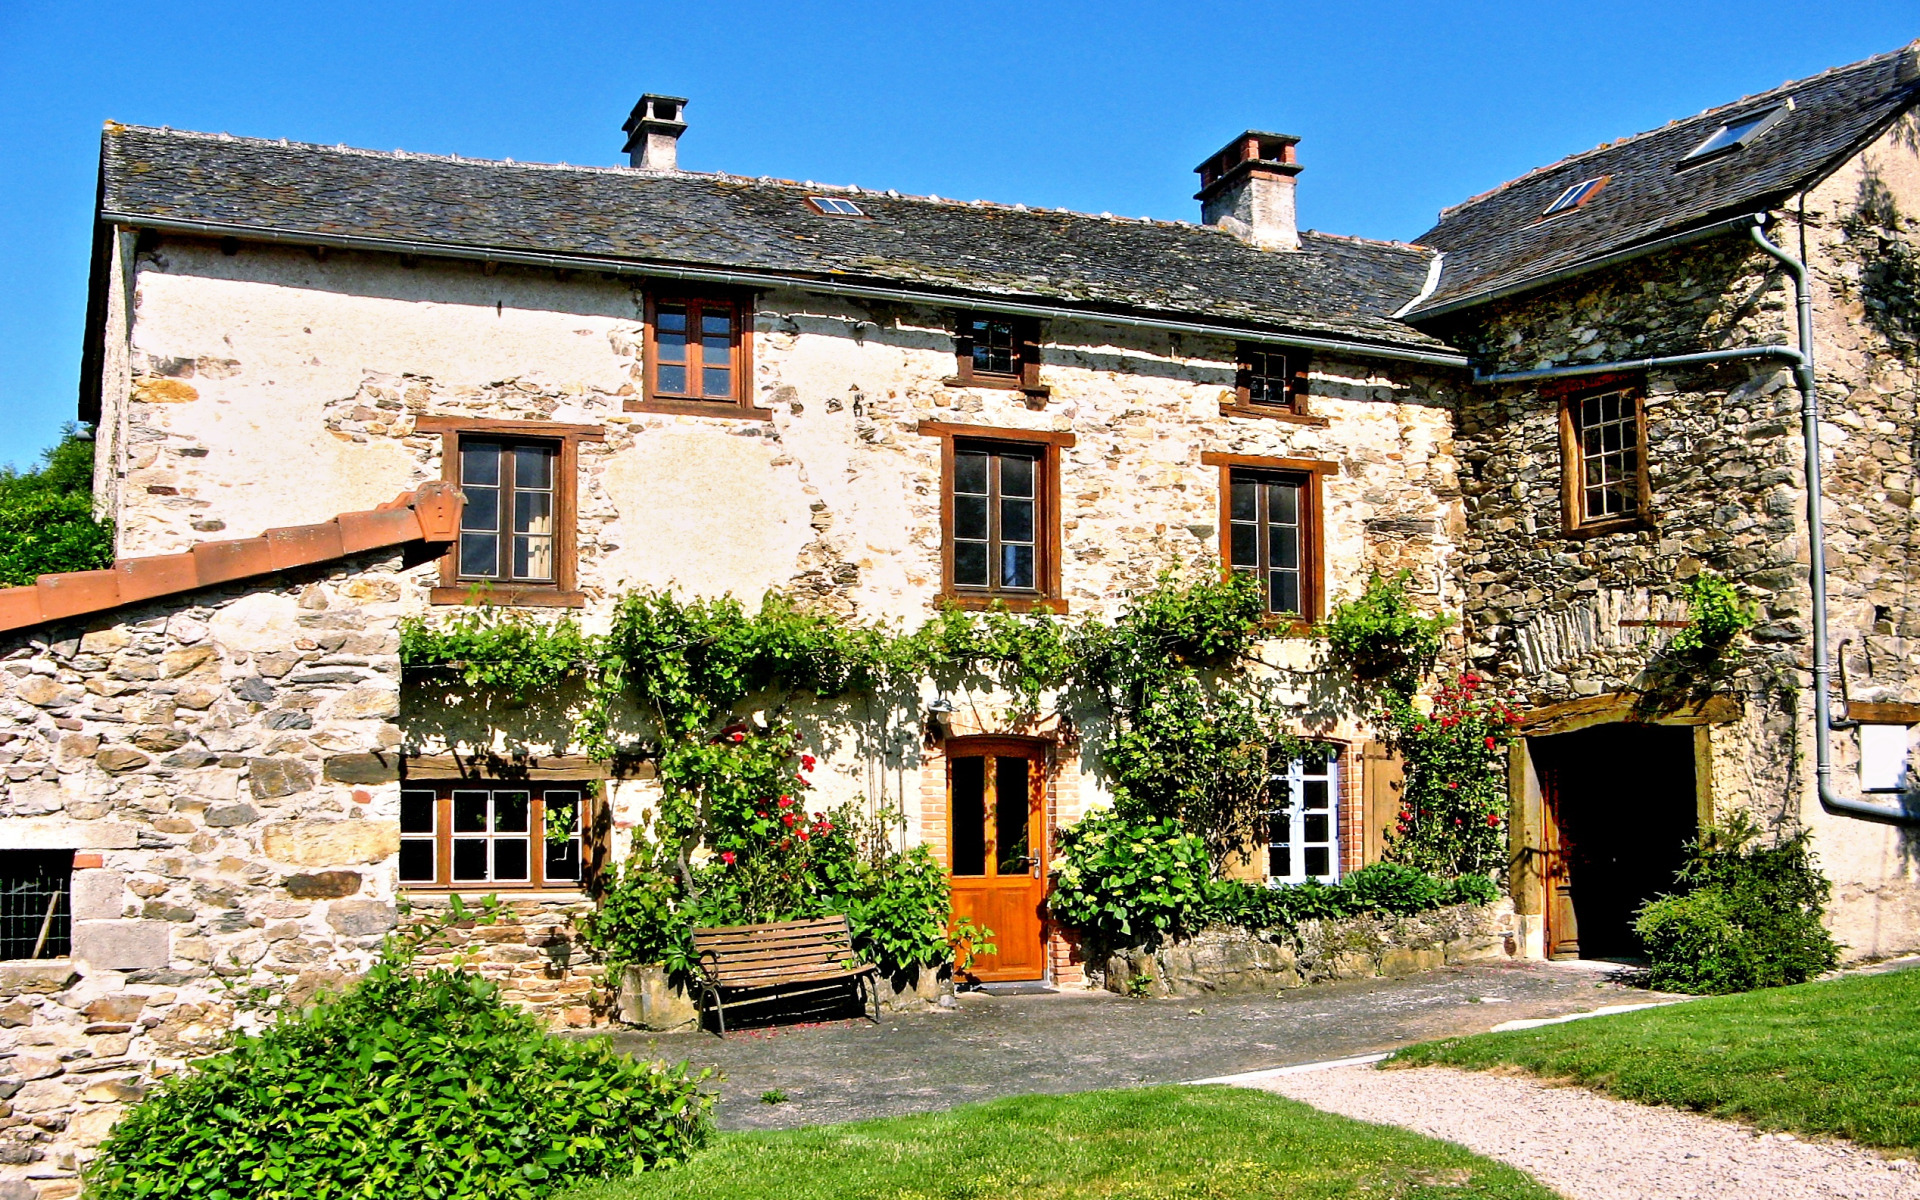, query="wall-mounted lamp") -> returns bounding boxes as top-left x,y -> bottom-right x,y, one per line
925,696 -> 955,742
